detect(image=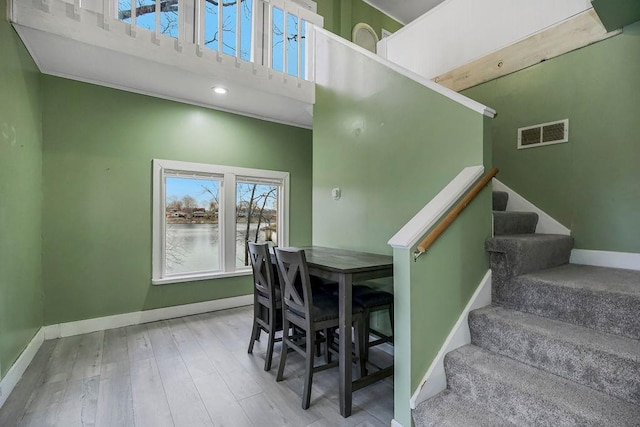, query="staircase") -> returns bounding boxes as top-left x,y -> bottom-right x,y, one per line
412,190 -> 640,426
